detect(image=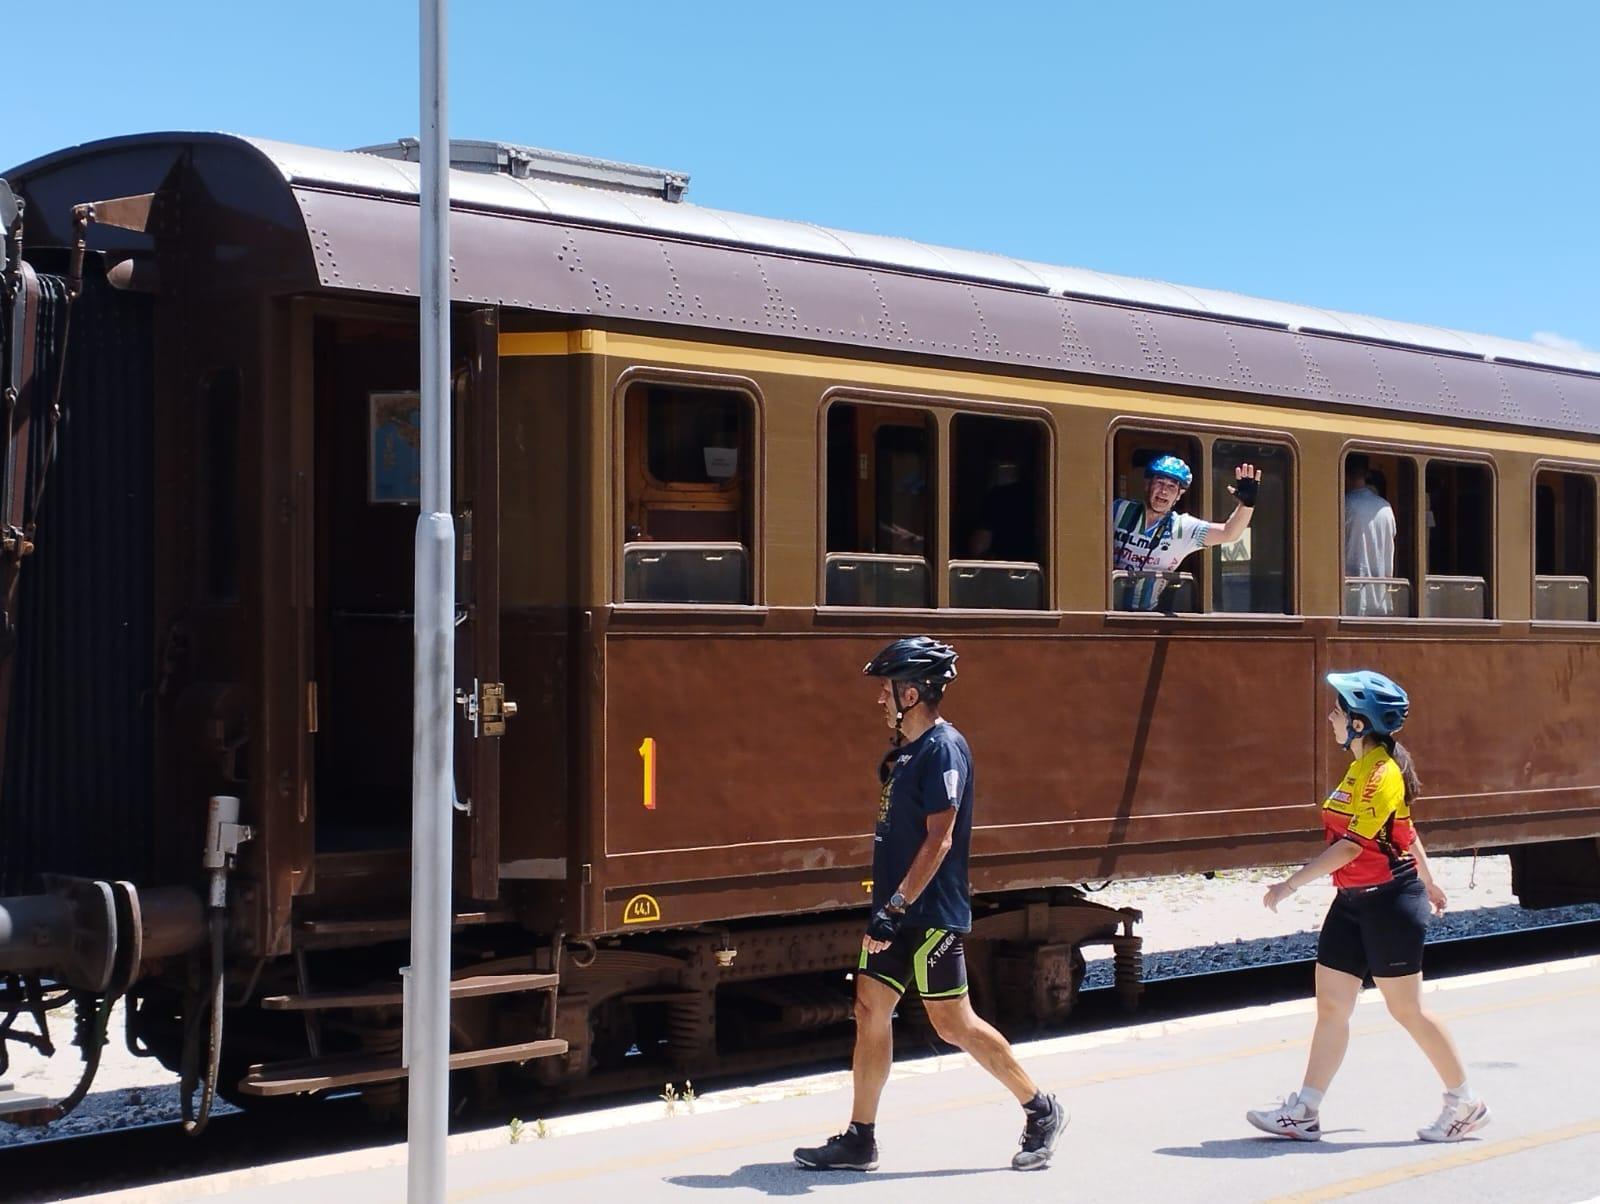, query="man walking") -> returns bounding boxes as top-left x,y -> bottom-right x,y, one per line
794,637 -> 1066,1173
